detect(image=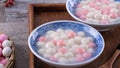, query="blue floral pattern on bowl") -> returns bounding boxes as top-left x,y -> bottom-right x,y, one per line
28,20 -> 104,65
